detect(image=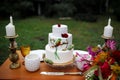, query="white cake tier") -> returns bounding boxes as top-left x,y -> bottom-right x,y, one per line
52,24 -> 68,37
48,33 -> 72,51
45,44 -> 74,63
